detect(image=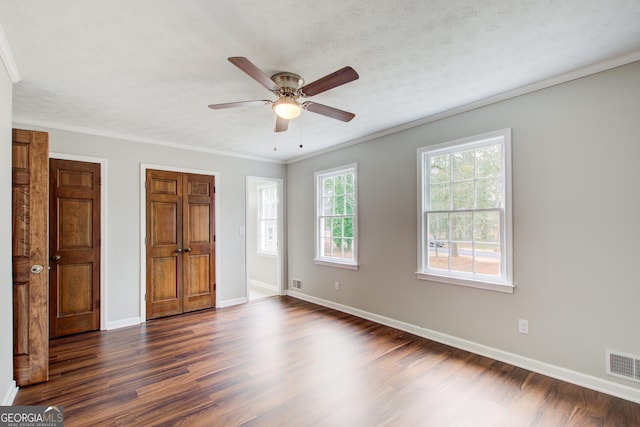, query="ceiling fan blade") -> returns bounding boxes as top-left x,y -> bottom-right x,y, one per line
300,66 -> 359,97
303,102 -> 355,122
274,116 -> 289,132
208,100 -> 271,110
228,57 -> 281,93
